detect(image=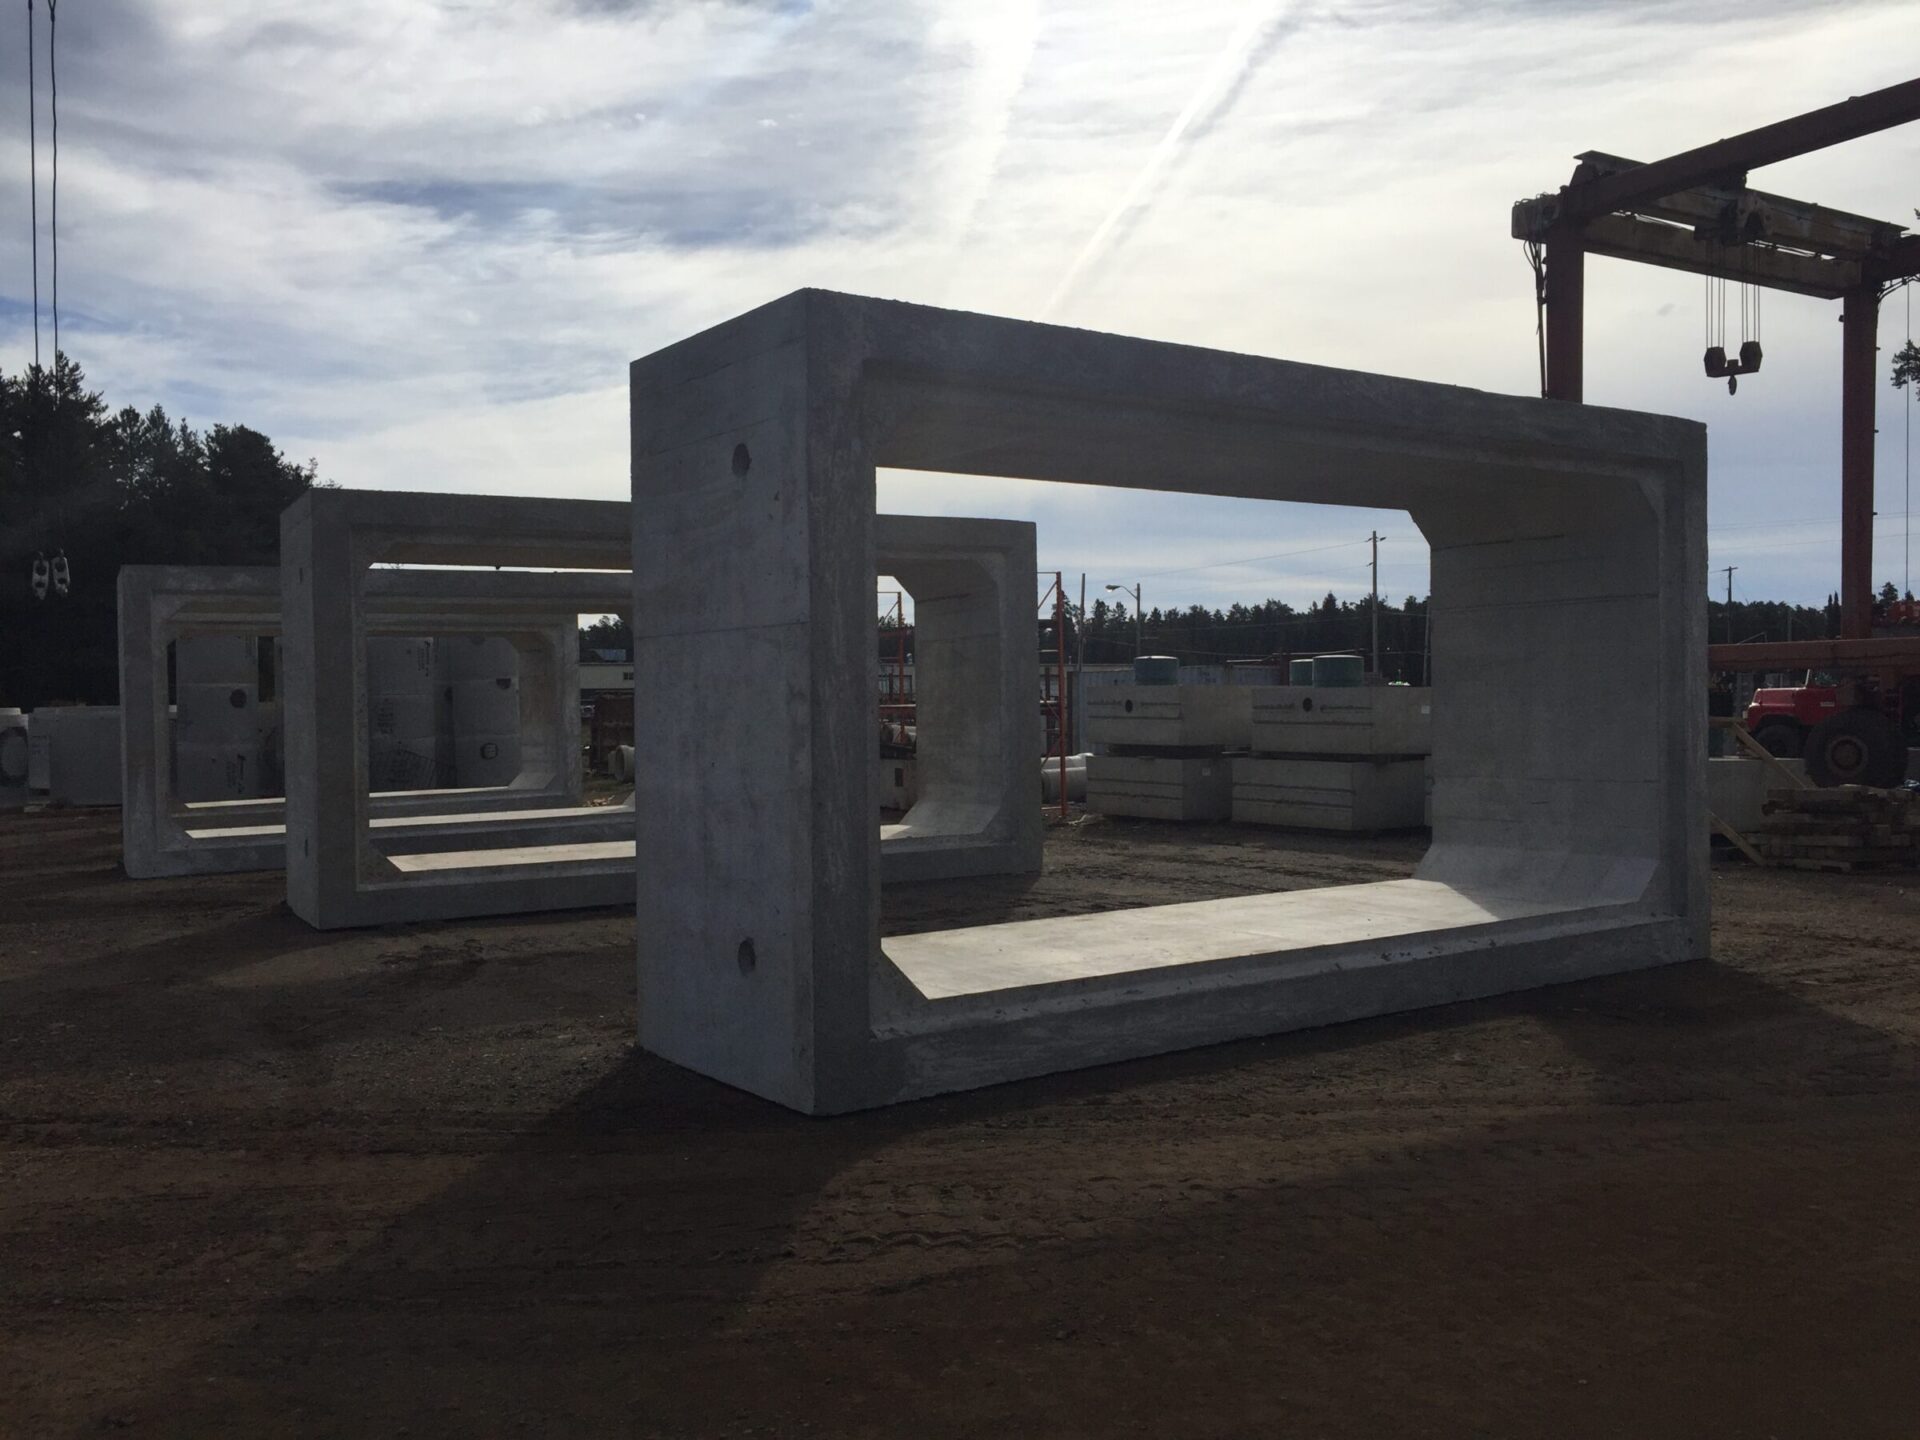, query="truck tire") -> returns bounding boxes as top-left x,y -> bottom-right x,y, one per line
1751,719 -> 1803,758
1804,708 -> 1905,789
